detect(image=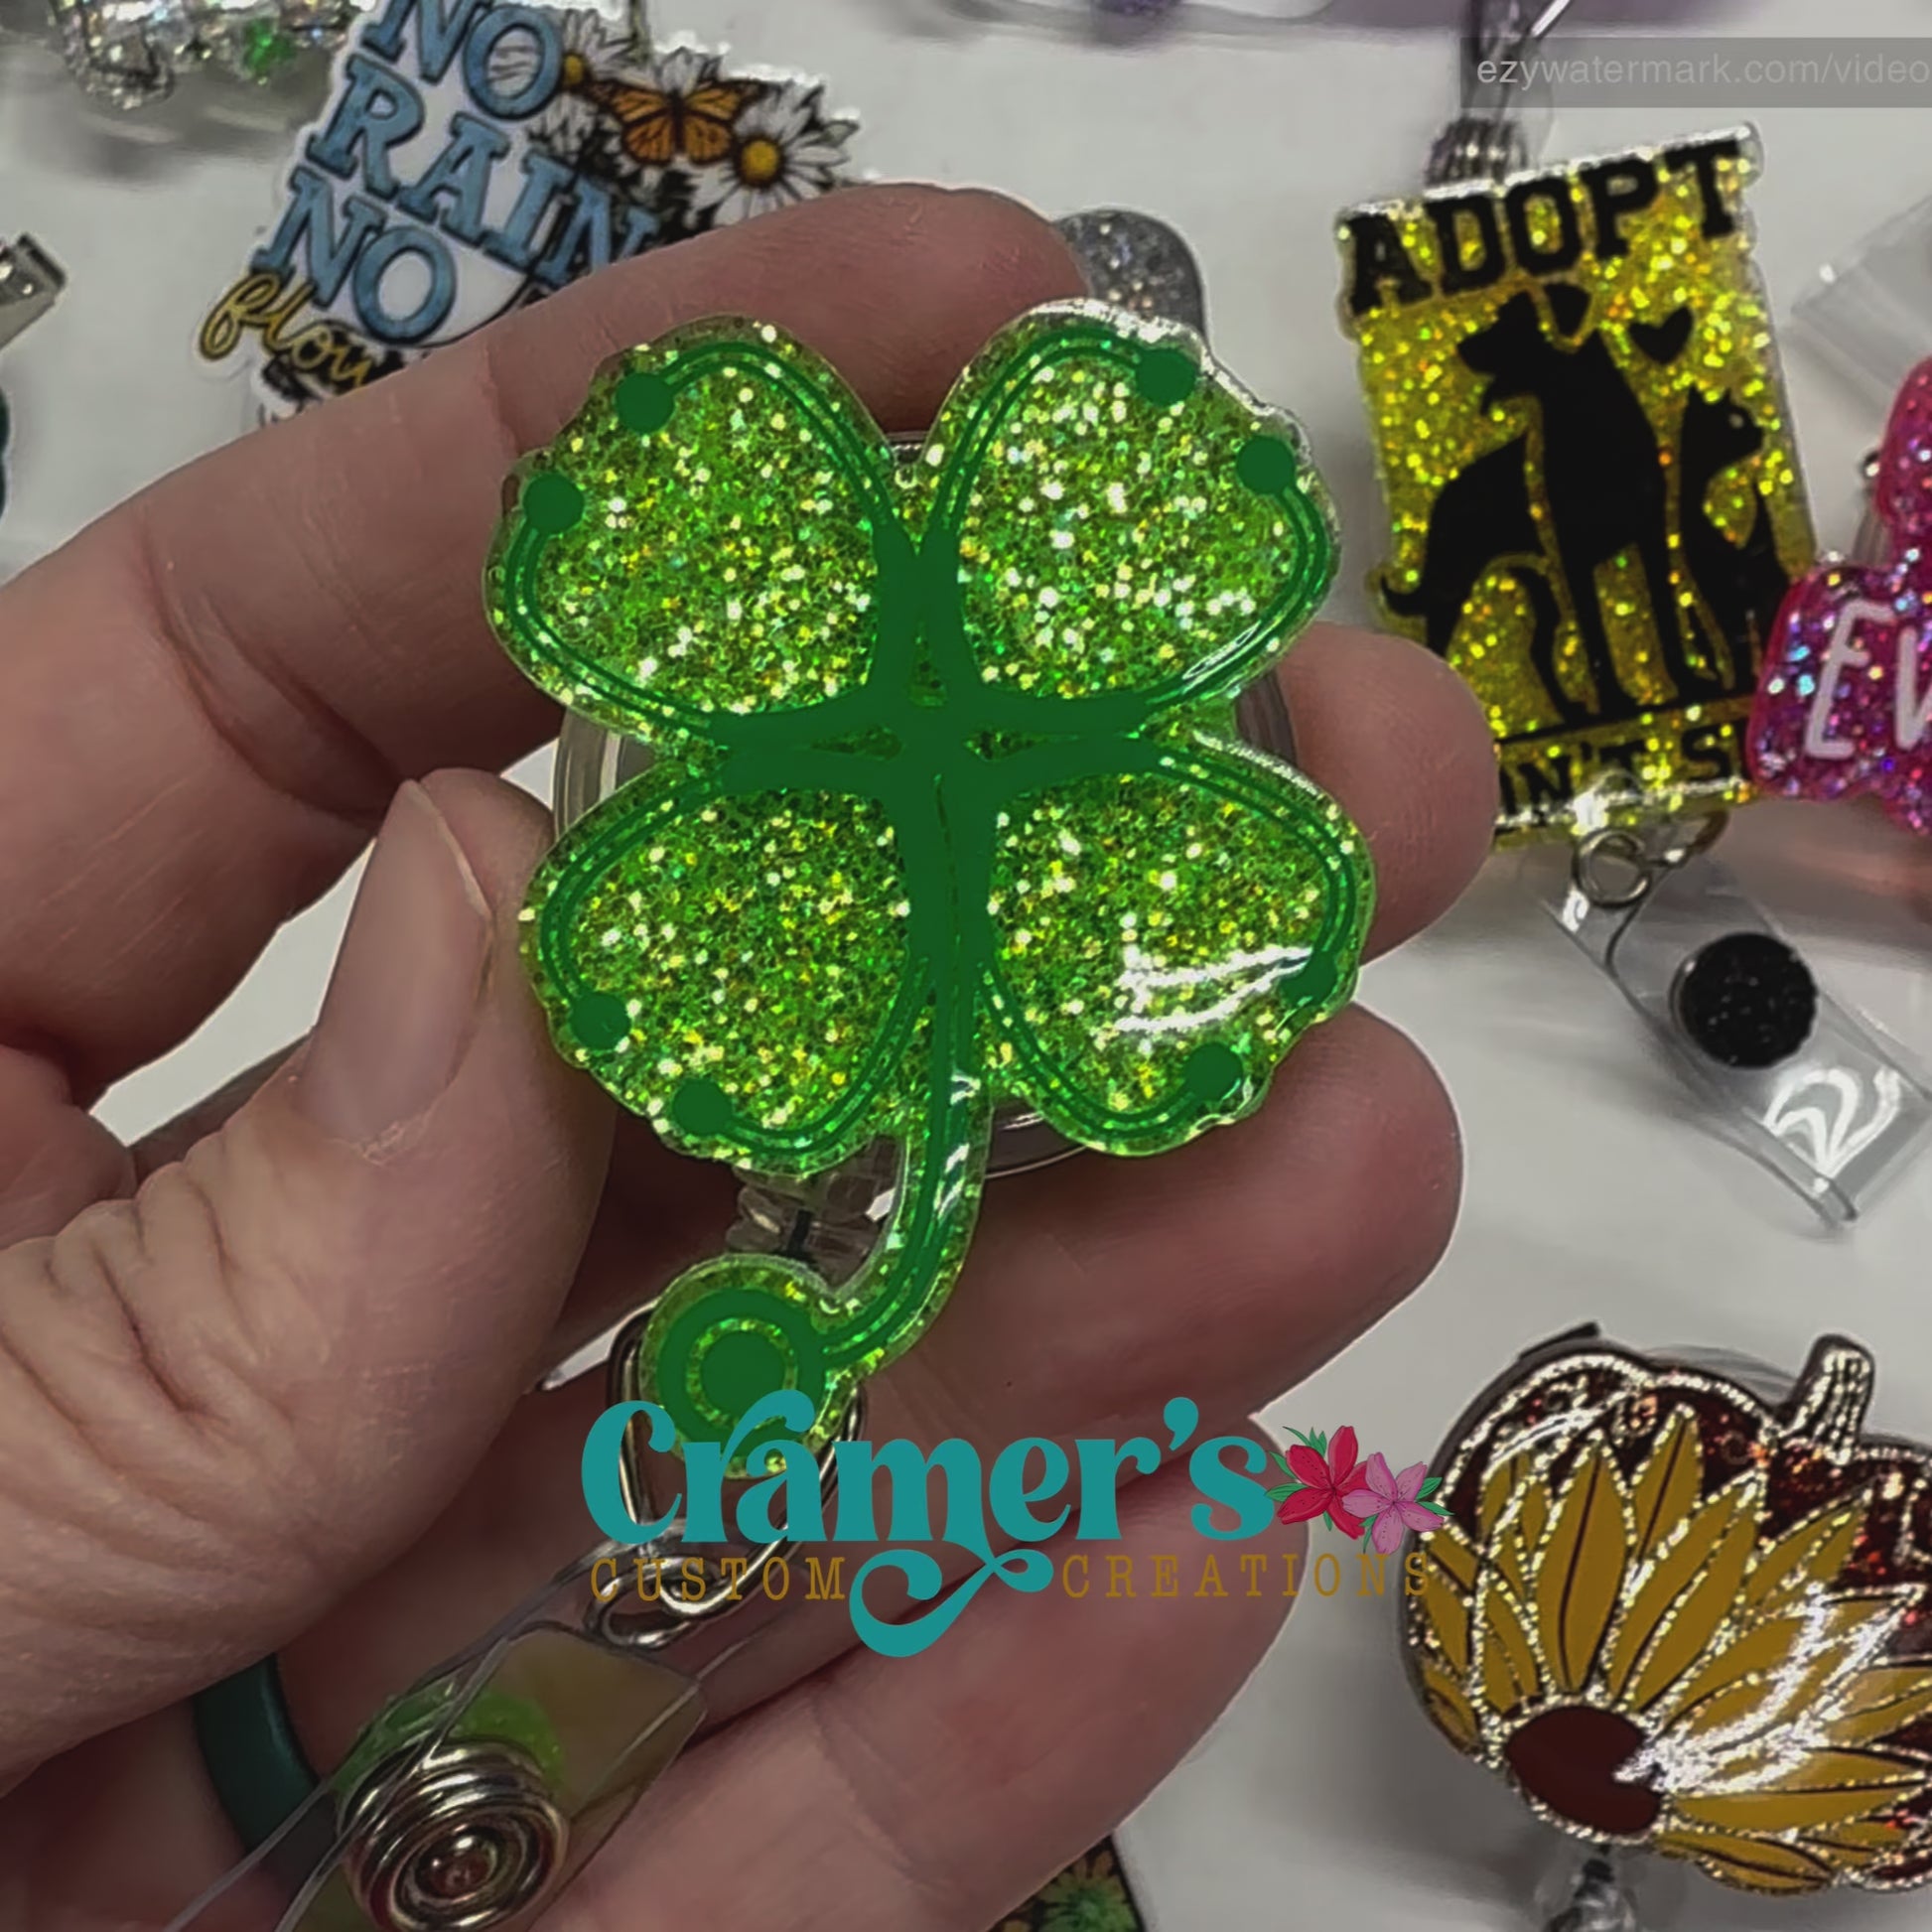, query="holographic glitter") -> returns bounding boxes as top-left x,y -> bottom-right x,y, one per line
1407,1331 -> 1932,1896
487,302 -> 1372,1459
1337,128 -> 1815,841
1056,210 -> 1206,333
1749,356 -> 1932,833
49,0 -> 362,106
